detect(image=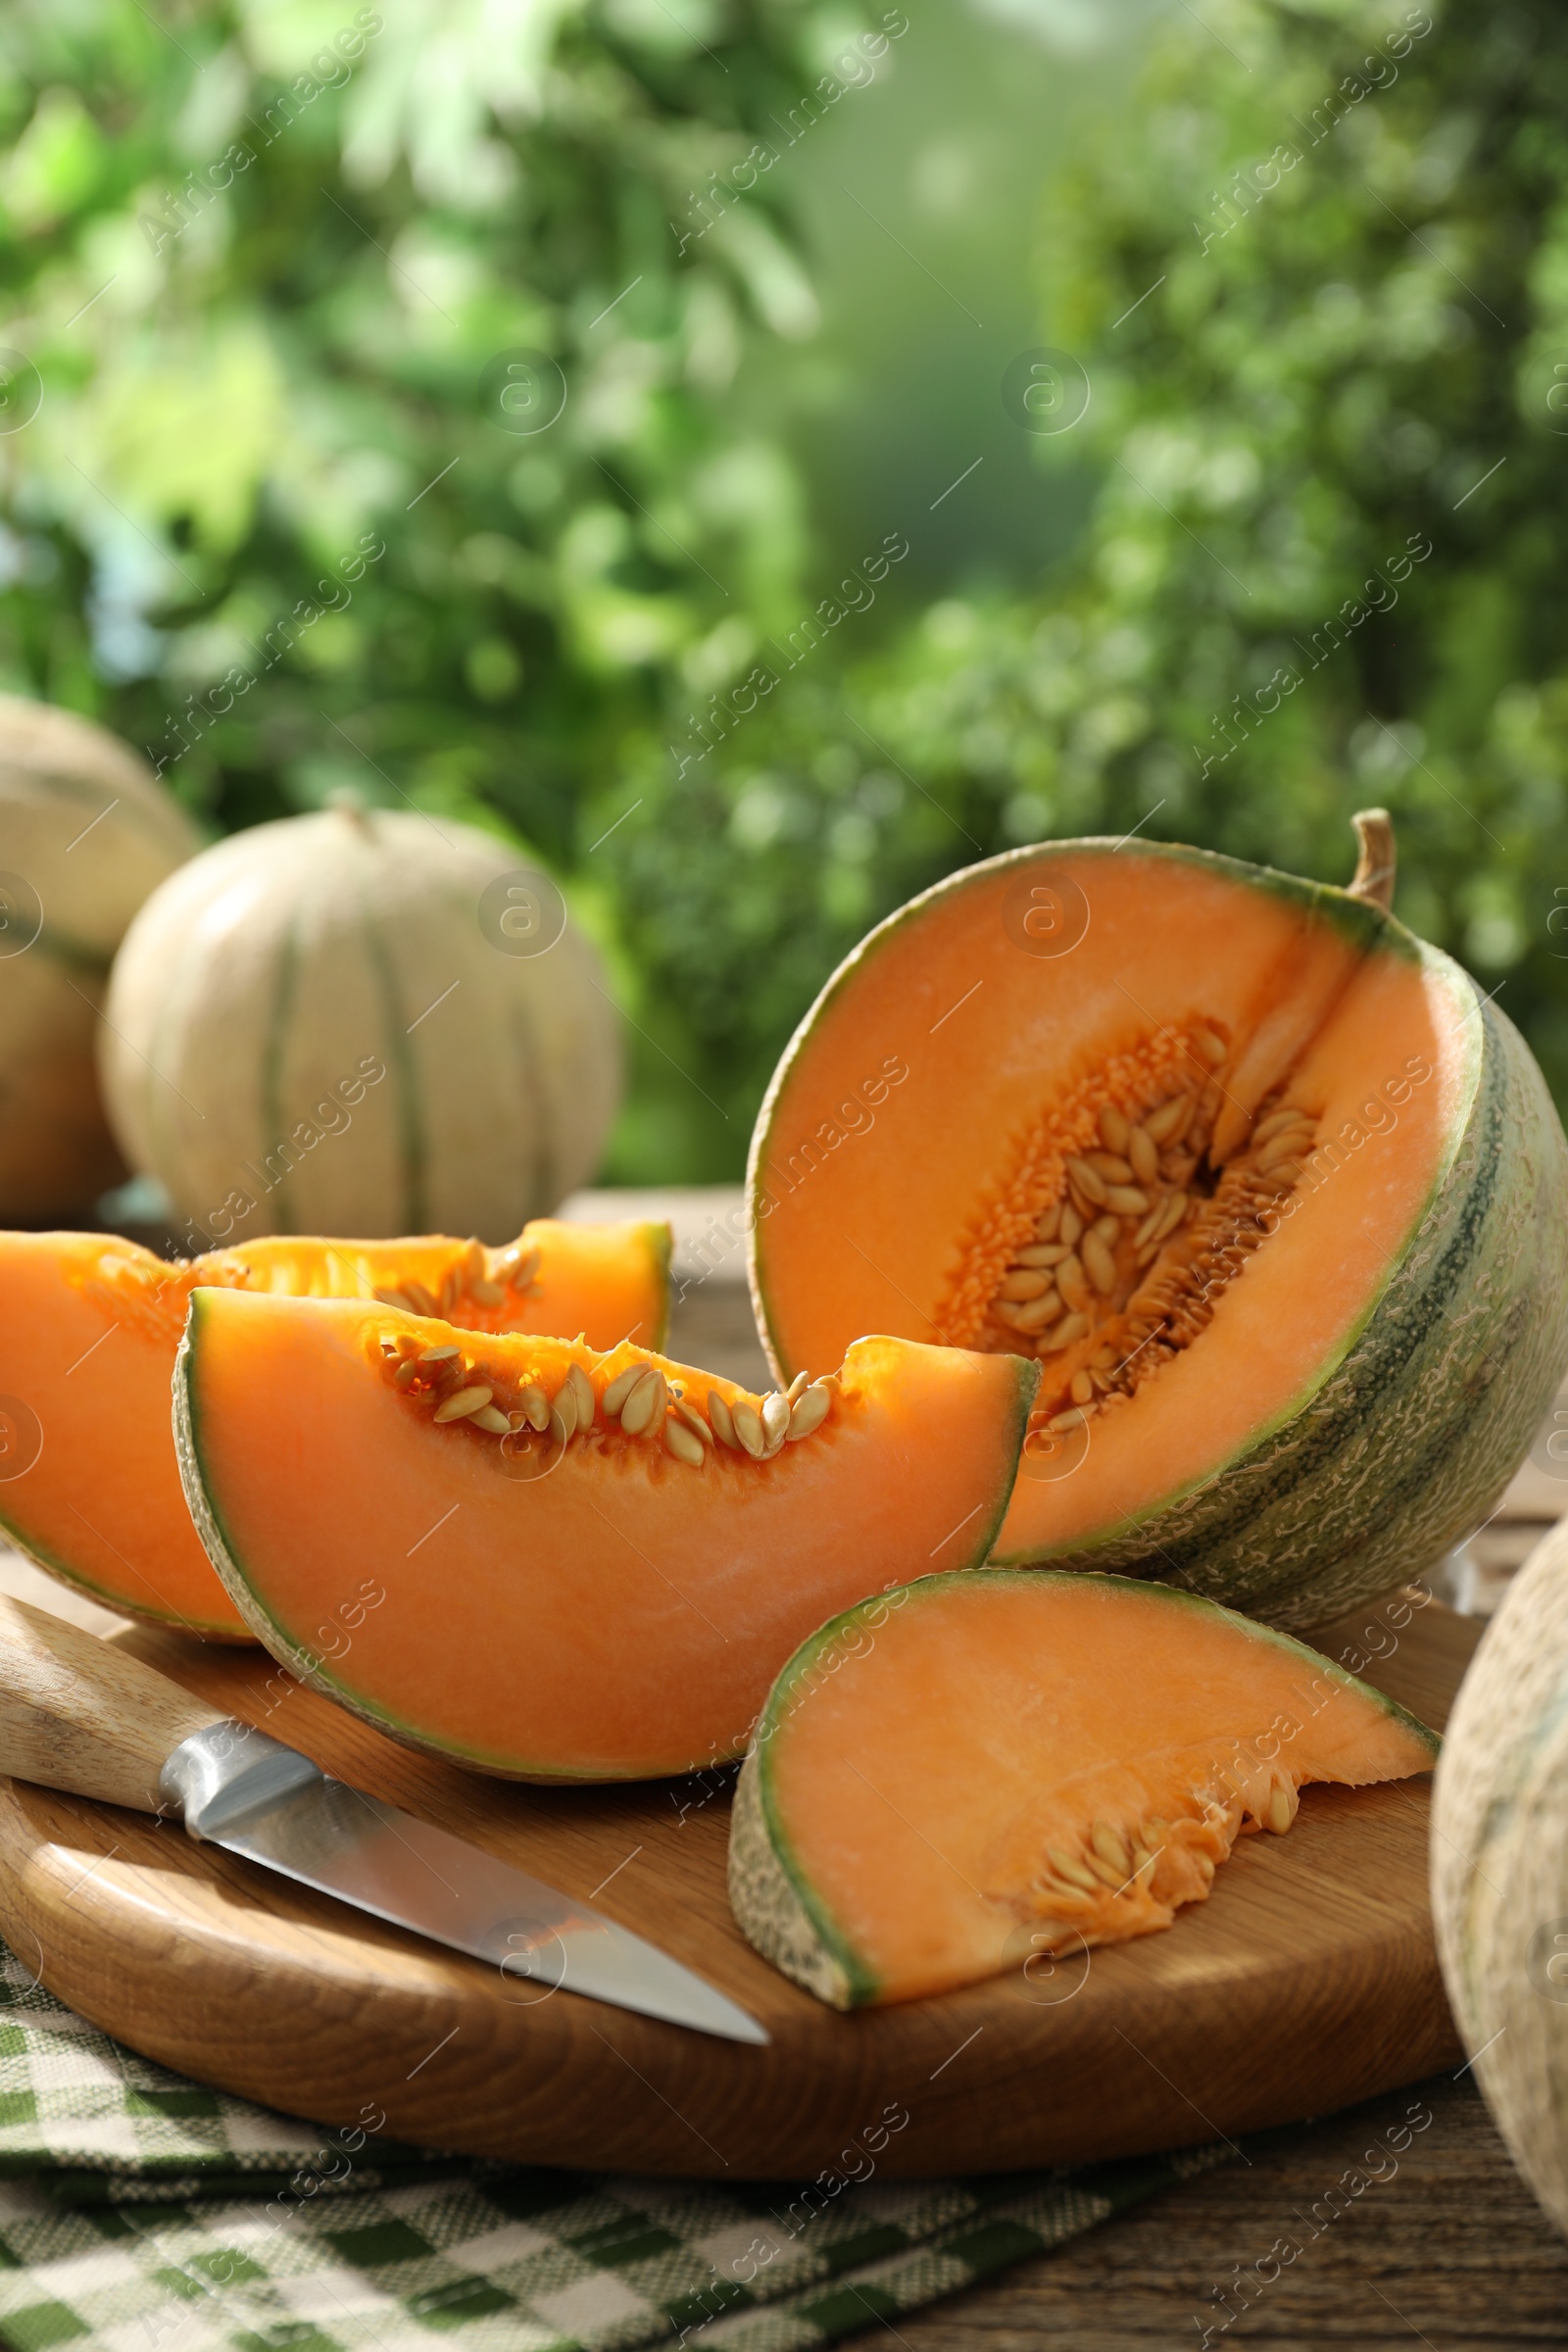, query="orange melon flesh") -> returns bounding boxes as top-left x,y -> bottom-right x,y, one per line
0,1220 -> 669,1639
176,1292 -> 1039,1779
747,845 -> 1461,1563
735,1572 -> 1438,2007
